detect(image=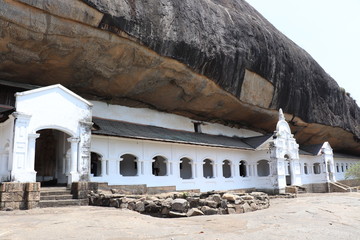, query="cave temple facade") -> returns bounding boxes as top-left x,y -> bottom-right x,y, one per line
0,83 -> 358,194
